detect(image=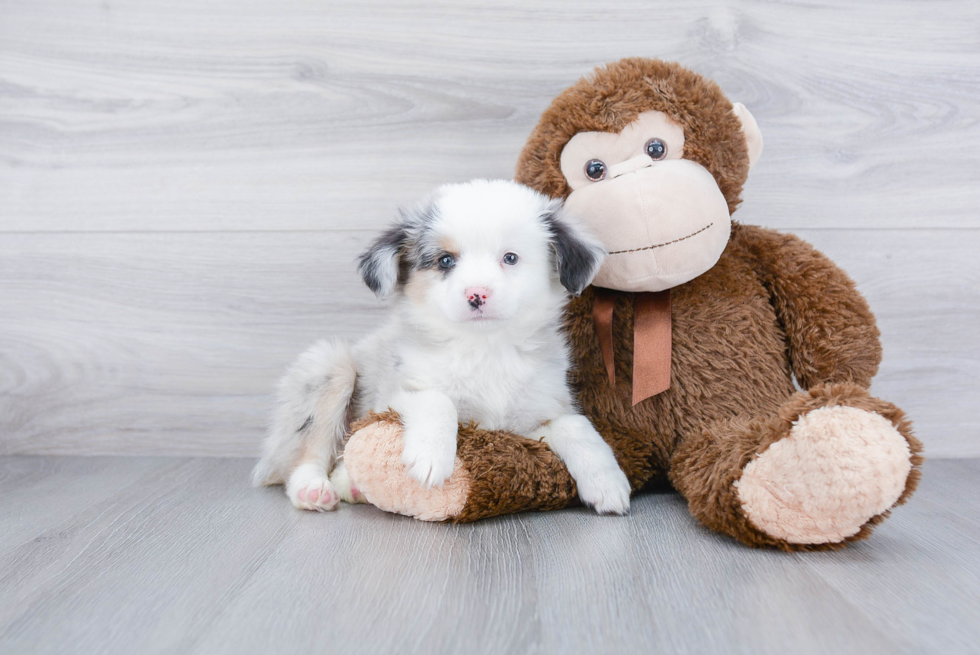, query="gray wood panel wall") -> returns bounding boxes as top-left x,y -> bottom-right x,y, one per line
2,0 -> 978,457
